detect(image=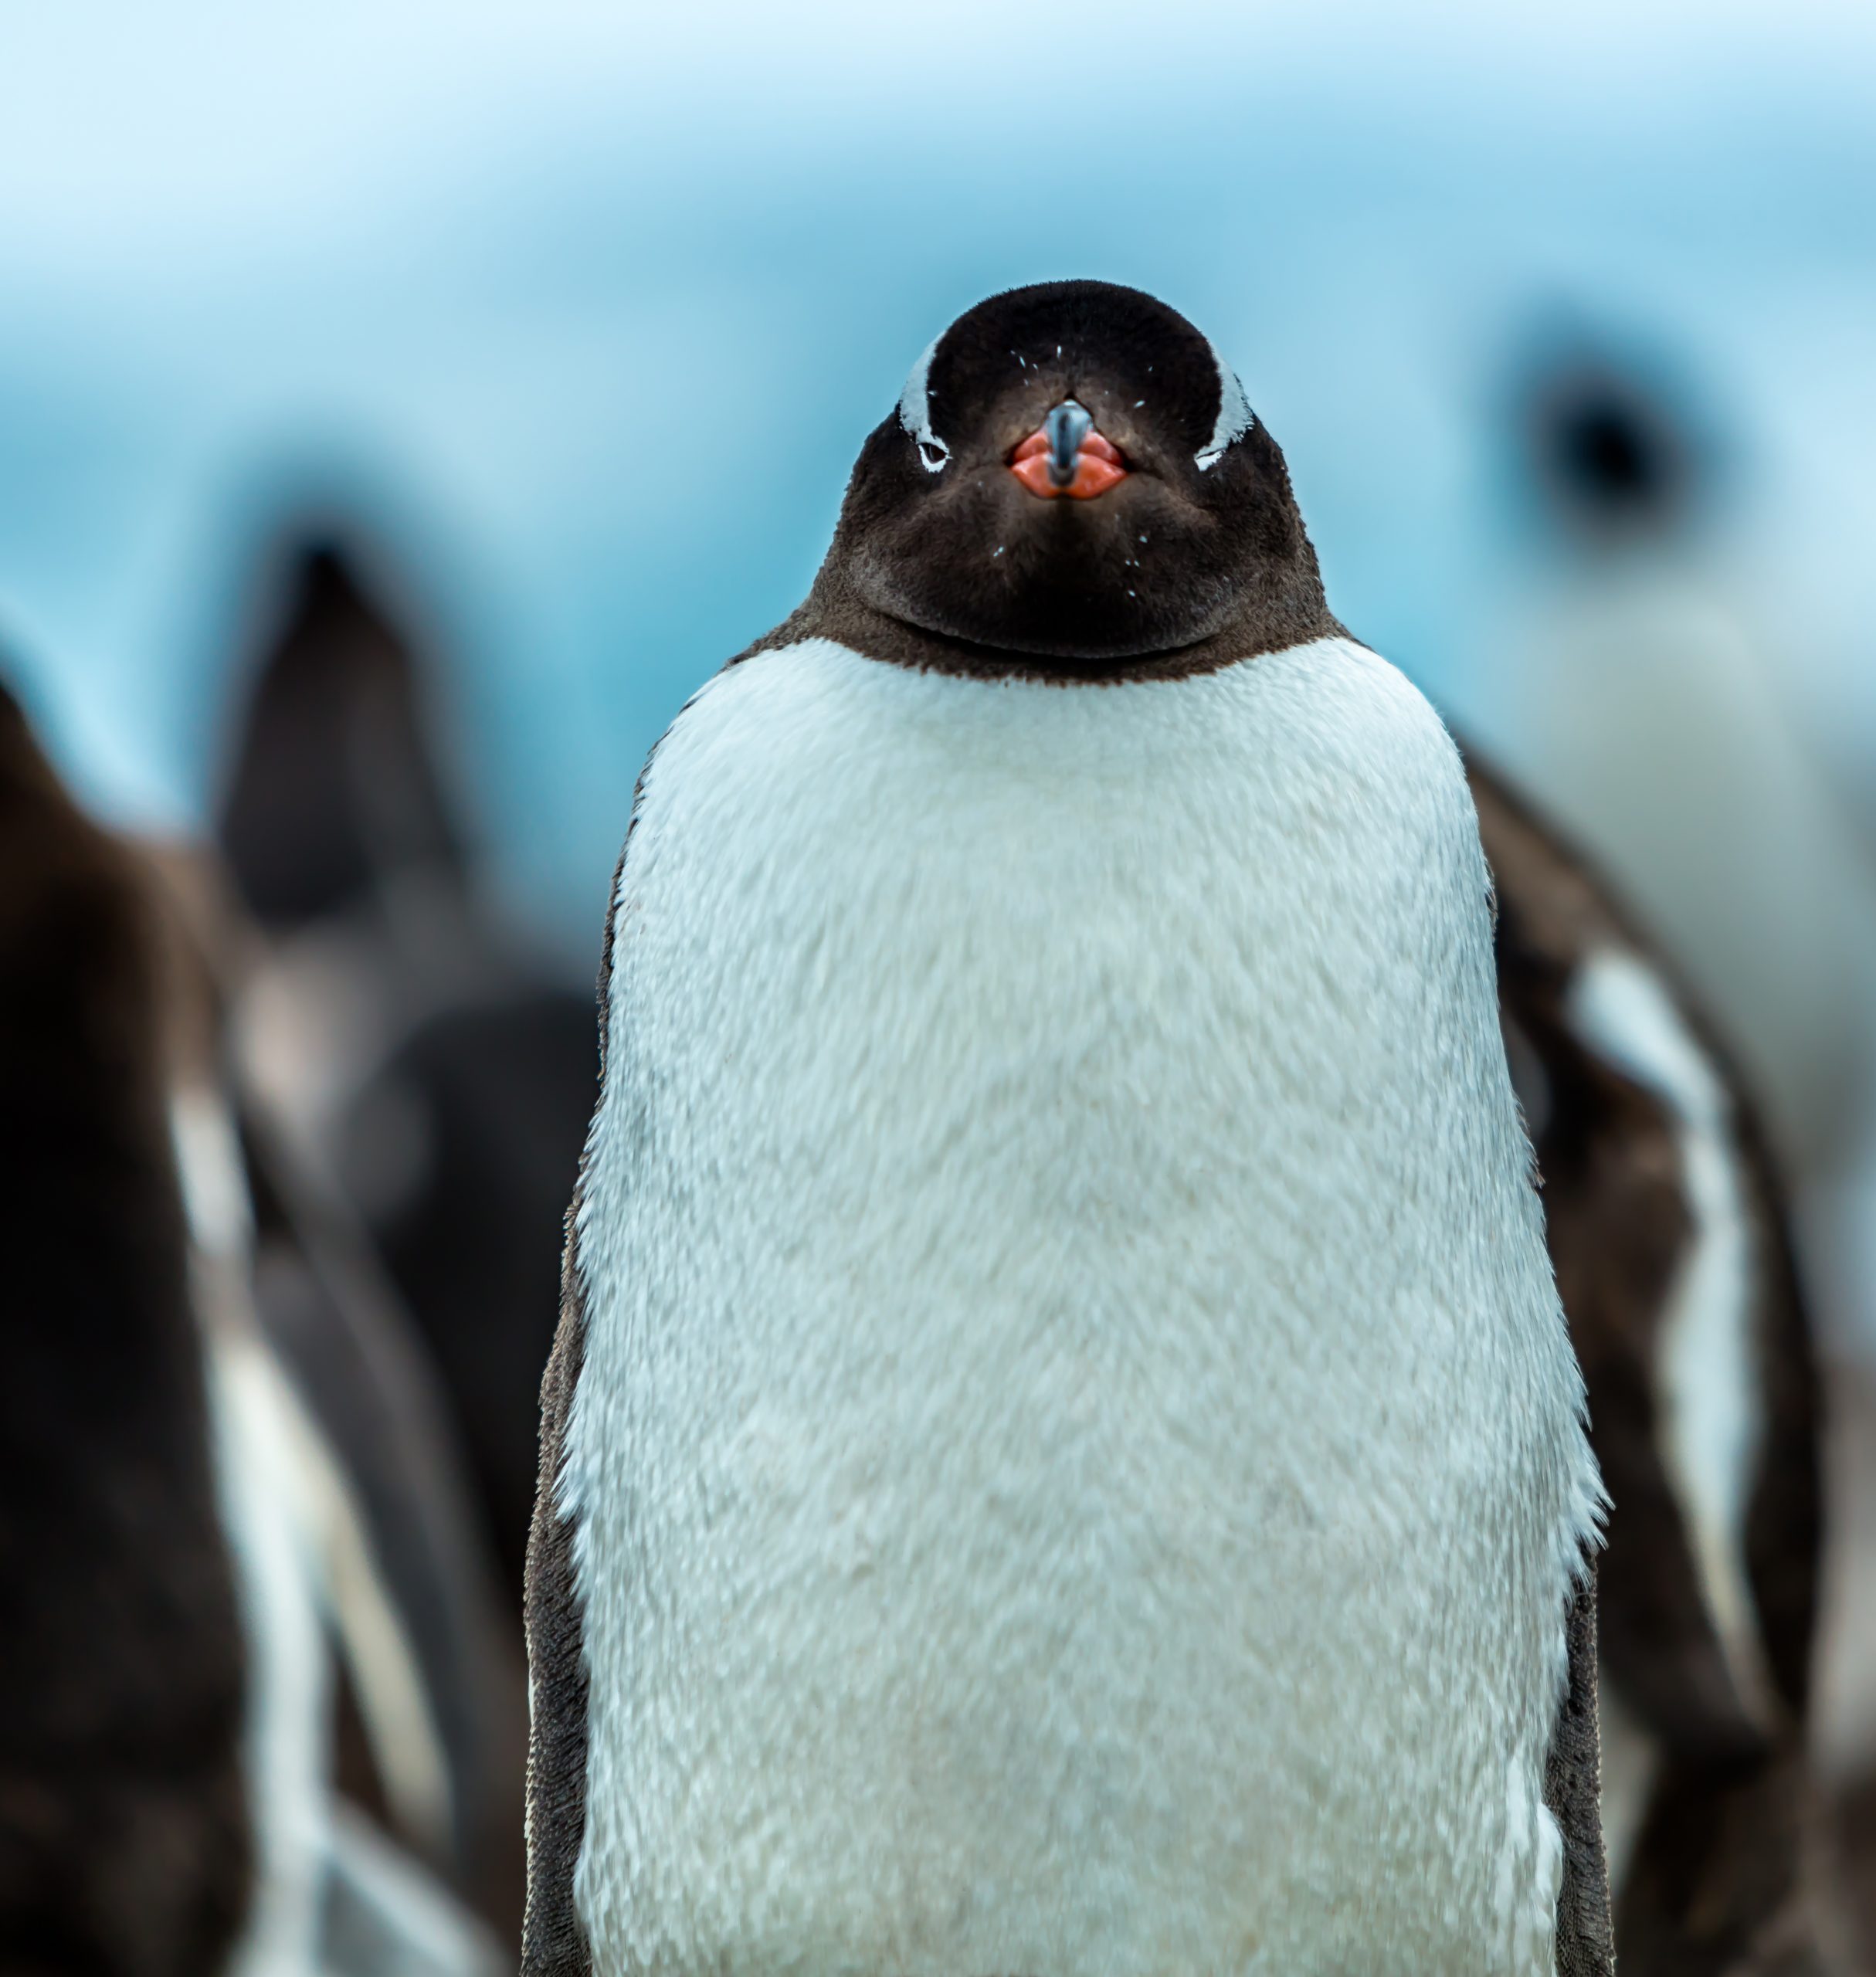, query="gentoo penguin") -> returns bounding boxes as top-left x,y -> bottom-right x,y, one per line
1482,362 -> 1876,1965
1474,339 -> 1876,1187
216,537 -> 595,1598
0,664 -> 511,1975
1475,770 -> 1834,1972
144,840 -> 530,1954
527,280 -> 1611,1976
0,678 -> 249,1972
